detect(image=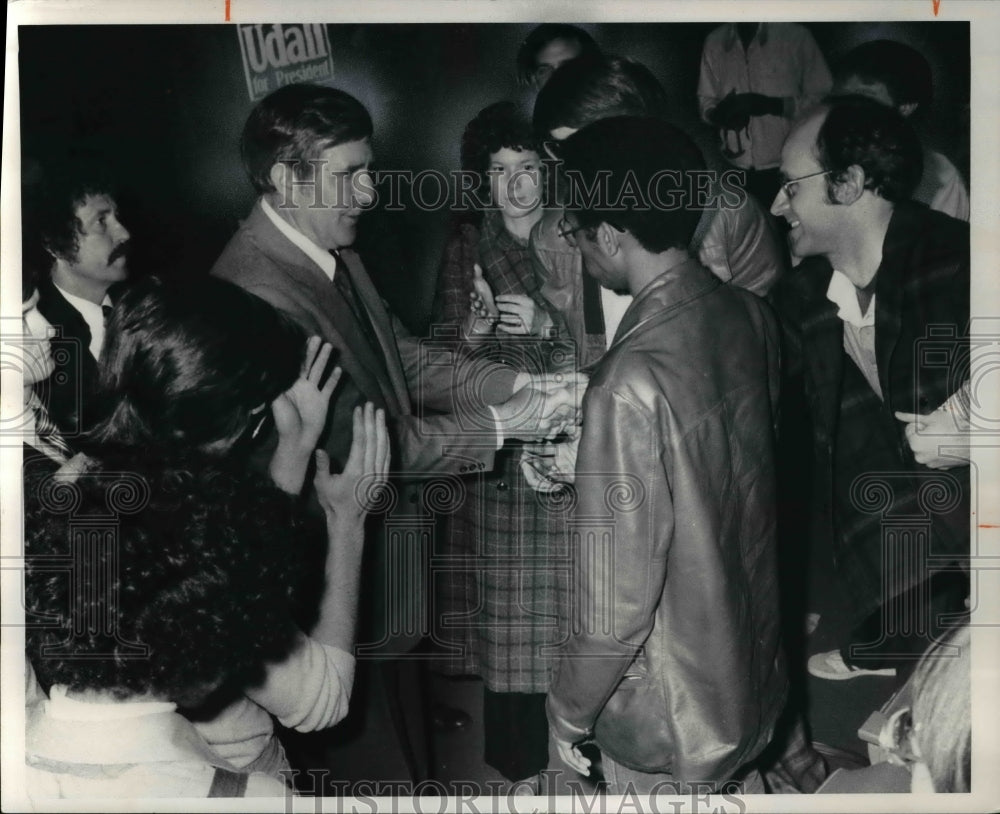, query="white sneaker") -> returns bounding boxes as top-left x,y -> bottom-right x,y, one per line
807,649 -> 896,680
